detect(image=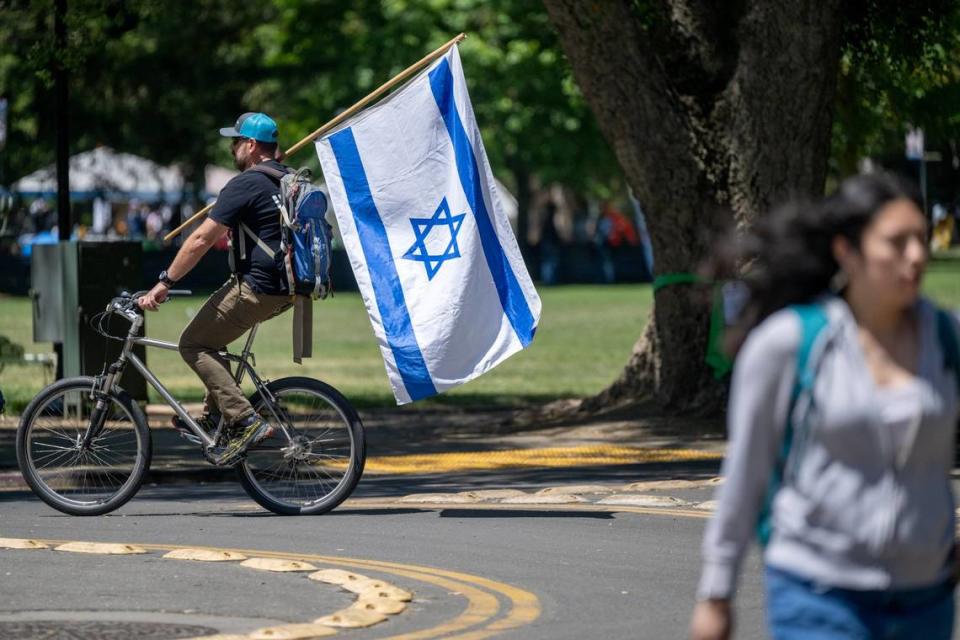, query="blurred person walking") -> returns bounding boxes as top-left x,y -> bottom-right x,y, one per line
690,173 -> 959,640
539,200 -> 562,285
